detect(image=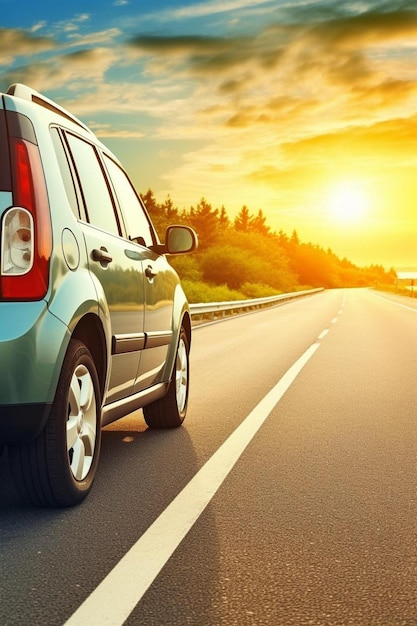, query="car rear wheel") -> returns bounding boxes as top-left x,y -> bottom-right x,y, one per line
143,327 -> 190,429
9,339 -> 101,507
